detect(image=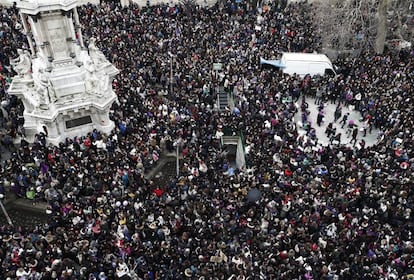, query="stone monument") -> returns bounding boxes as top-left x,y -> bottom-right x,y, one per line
8,0 -> 119,145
